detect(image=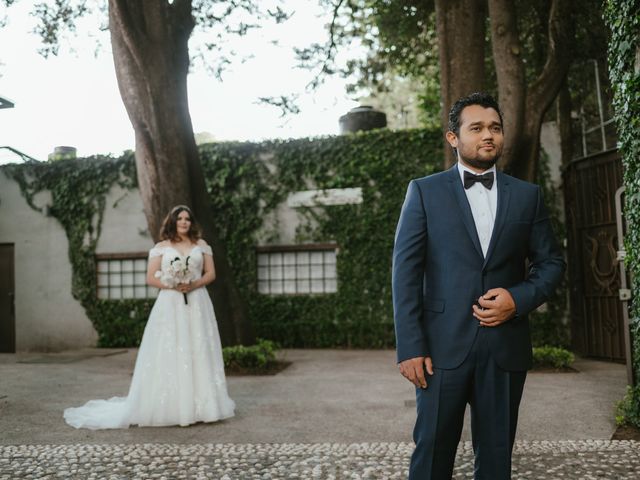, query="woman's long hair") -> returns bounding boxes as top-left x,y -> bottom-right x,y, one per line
159,205 -> 201,243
